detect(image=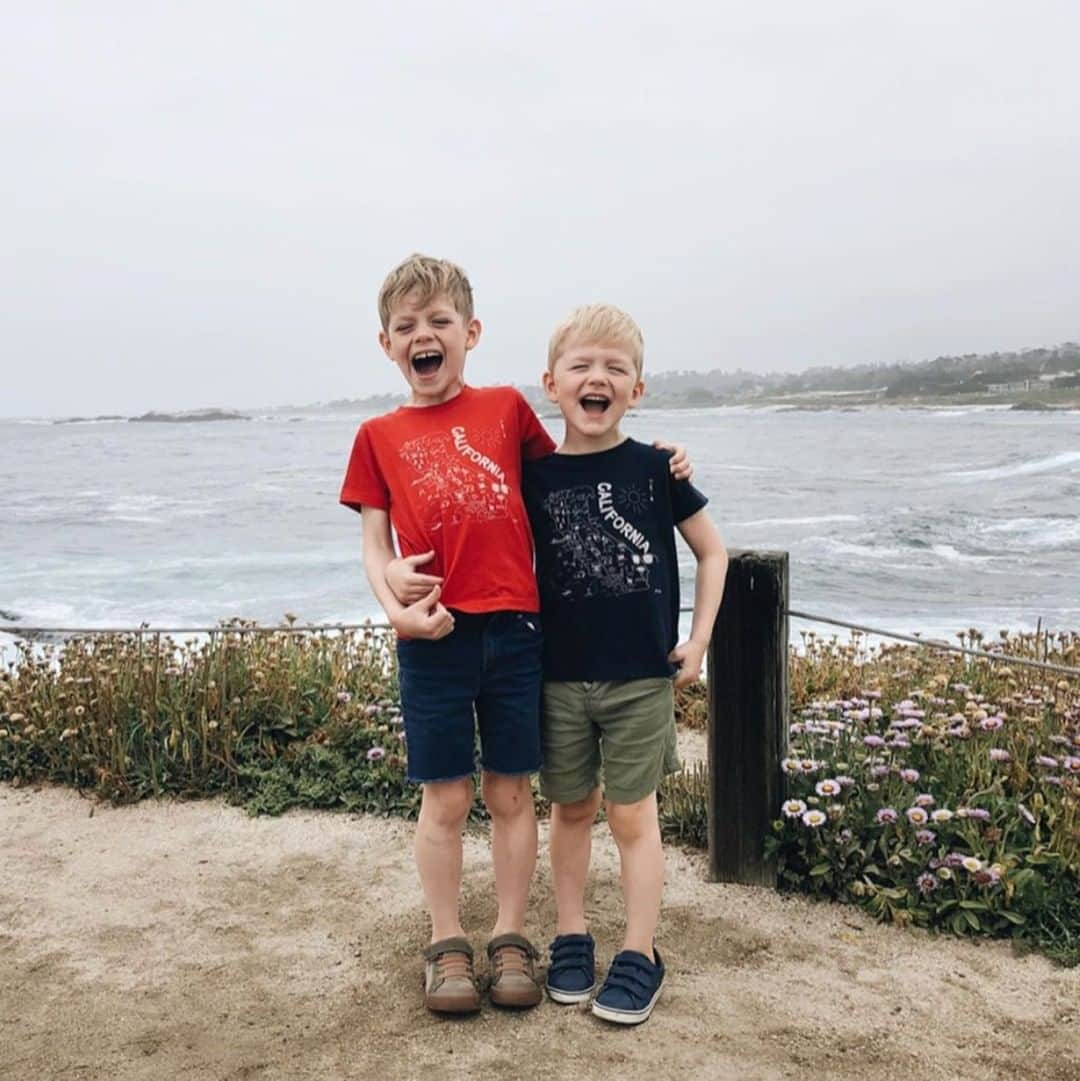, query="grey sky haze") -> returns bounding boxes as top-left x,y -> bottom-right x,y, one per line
3,2 -> 1079,416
